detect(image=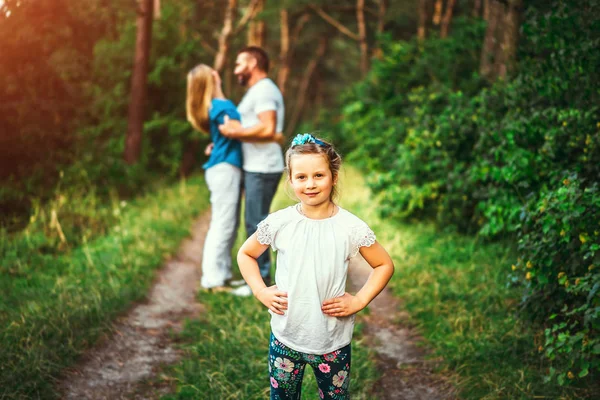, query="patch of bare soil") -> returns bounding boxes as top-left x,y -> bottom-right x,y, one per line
348,255 -> 457,400
58,213 -> 210,400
